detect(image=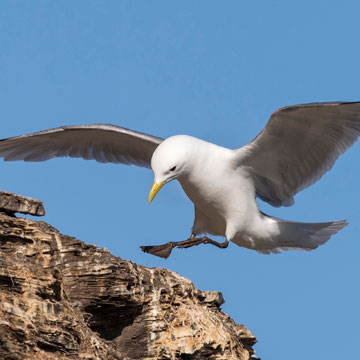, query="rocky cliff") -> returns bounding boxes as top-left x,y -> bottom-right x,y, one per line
0,191 -> 257,360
